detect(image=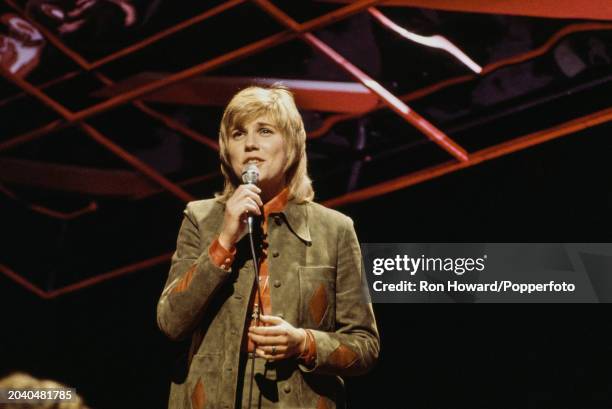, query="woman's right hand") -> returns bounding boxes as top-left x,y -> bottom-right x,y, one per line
218,185 -> 263,249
